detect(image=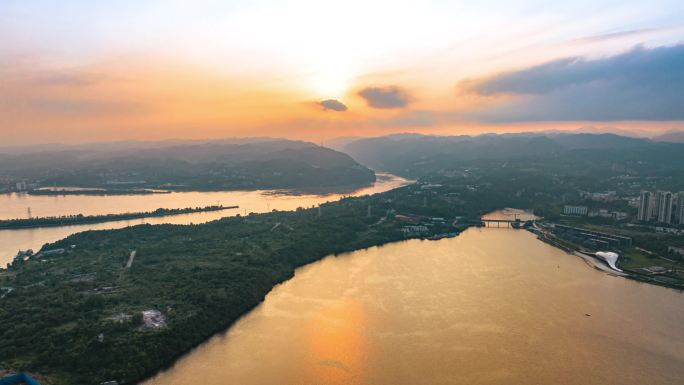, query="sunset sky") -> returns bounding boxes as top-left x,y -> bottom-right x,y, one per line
2,0 -> 684,145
